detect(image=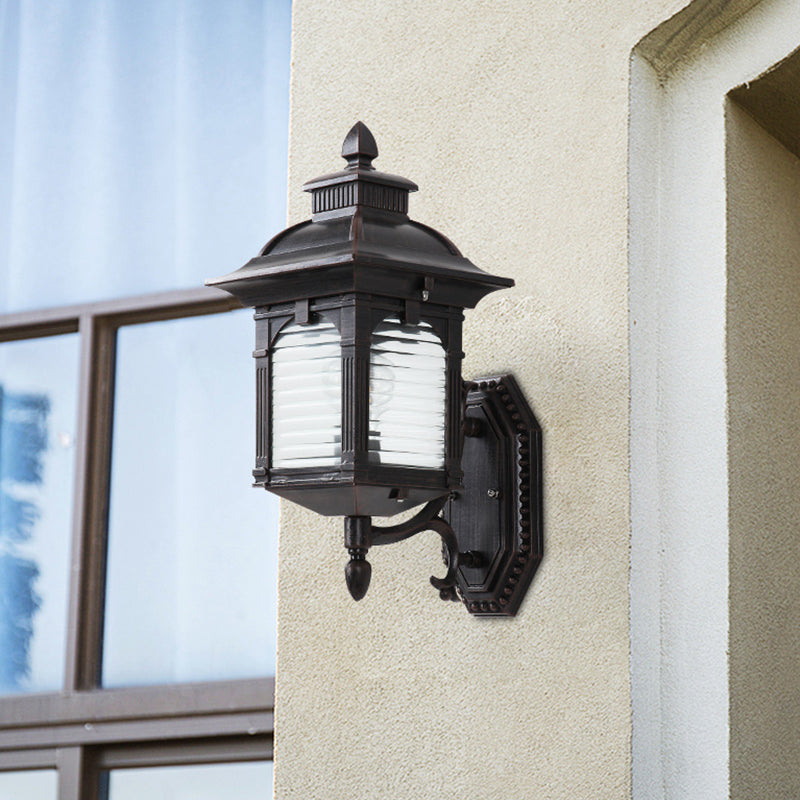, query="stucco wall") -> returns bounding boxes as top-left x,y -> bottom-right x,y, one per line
273,3 -> 692,798
727,101 -> 800,799
629,2 -> 800,797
